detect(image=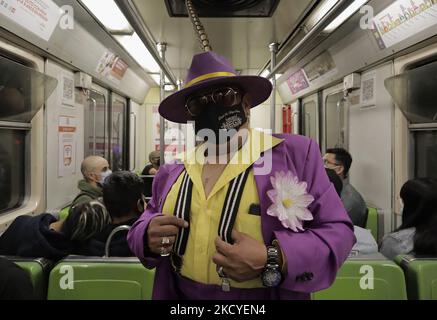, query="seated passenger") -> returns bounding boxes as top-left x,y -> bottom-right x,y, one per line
75,171 -> 144,257
326,168 -> 377,256
0,201 -> 110,260
324,148 -> 367,227
72,156 -> 111,207
141,151 -> 160,176
381,178 -> 437,260
0,257 -> 34,300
